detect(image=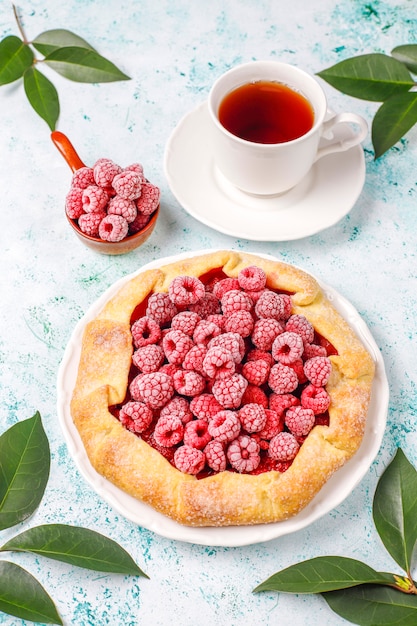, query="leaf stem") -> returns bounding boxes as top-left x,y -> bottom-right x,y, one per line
13,4 -> 28,43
